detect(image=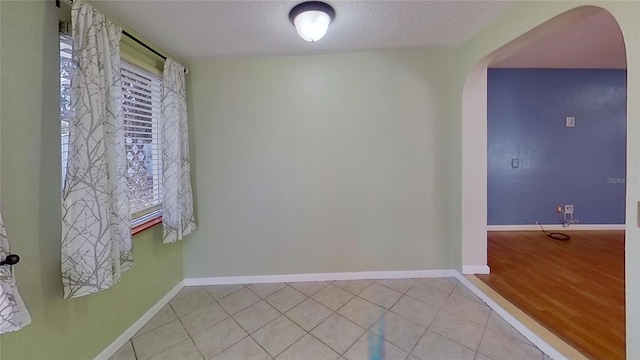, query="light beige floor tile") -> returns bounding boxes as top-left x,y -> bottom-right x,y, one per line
475,353 -> 493,360
390,295 -> 439,328
412,330 -> 476,360
486,311 -> 532,345
333,280 -> 372,295
337,296 -> 385,329
406,282 -> 452,308
173,287 -> 204,301
265,286 -> 307,313
478,328 -> 543,360
374,279 -> 417,293
428,310 -> 484,351
248,282 -> 287,298
170,289 -> 215,317
285,298 -> 333,331
135,305 -> 177,337
371,312 -> 425,352
212,336 -> 271,360
452,283 -> 484,304
419,278 -> 458,292
311,313 -> 365,354
180,302 -> 229,337
192,317 -> 248,359
233,300 -> 280,333
218,287 -> 261,314
441,294 -> 491,326
358,283 -> 403,309
343,332 -> 408,360
110,341 -> 136,360
312,284 -> 355,311
252,315 -> 306,357
288,281 -> 331,296
148,339 -> 203,360
276,334 -> 340,360
204,284 -> 245,300
132,320 -> 190,360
